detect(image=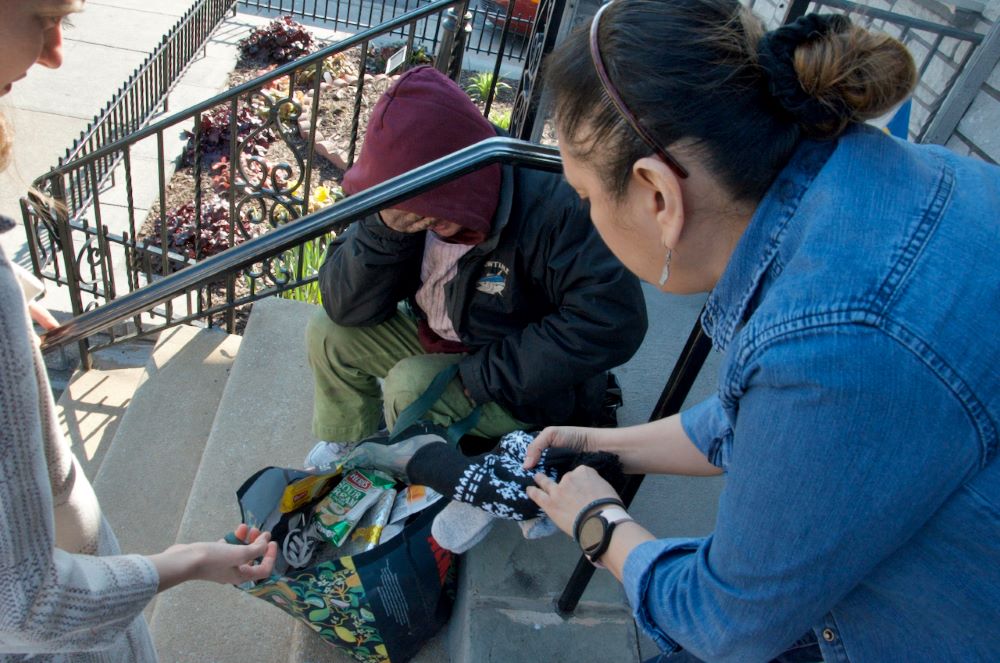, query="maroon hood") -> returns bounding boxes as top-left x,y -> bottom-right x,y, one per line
342,66 -> 501,244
